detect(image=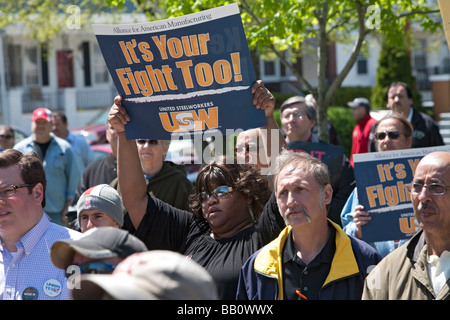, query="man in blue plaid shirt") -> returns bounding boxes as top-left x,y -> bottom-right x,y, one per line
0,149 -> 82,300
